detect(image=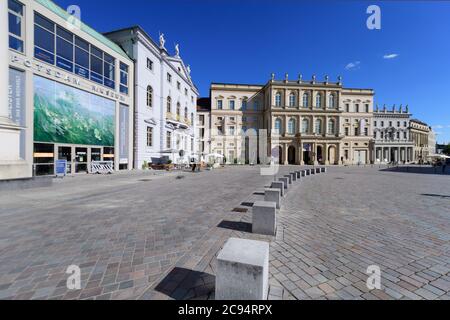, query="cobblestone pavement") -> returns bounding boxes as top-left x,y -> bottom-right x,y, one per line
0,166 -> 449,300
0,167 -> 290,300
141,167 -> 450,300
